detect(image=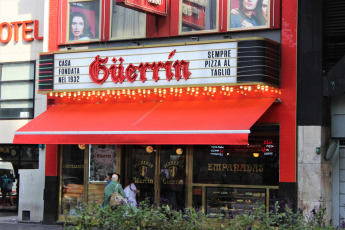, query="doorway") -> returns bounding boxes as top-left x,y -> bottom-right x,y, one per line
124,145 -> 187,209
